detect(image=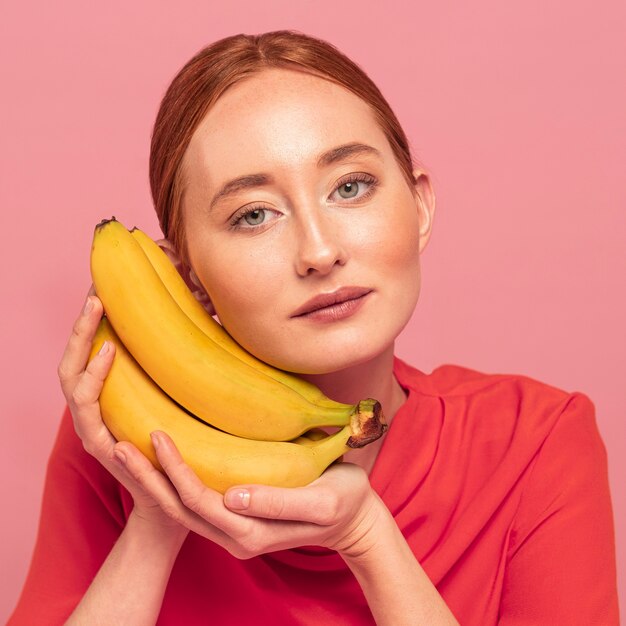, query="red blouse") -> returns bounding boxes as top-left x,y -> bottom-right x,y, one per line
9,357 -> 619,625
